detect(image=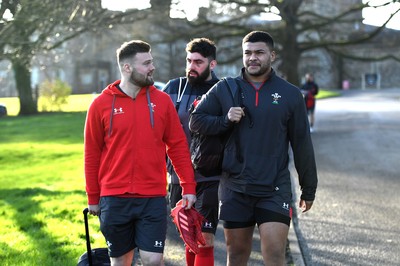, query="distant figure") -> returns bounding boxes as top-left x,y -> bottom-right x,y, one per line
301,73 -> 319,132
